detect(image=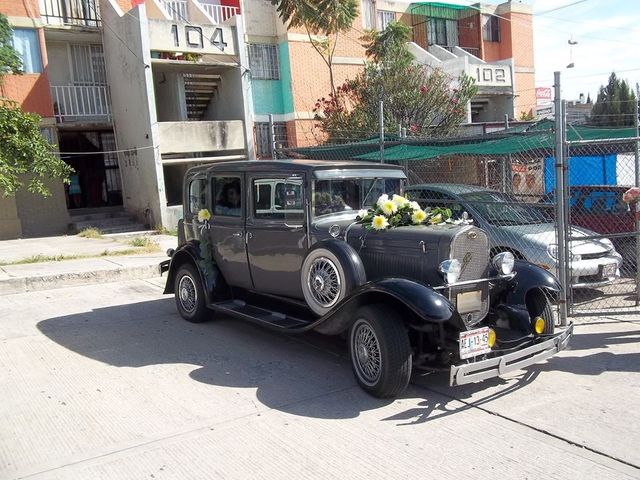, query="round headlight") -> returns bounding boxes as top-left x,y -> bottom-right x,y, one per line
547,244 -> 558,260
439,259 -> 462,284
492,251 -> 515,275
